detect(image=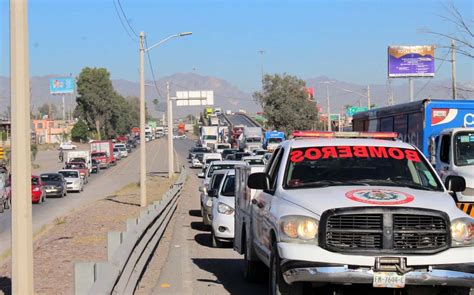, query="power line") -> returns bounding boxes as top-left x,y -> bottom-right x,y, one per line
414,48 -> 451,98
116,0 -> 139,38
112,0 -> 137,42
144,38 -> 164,100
